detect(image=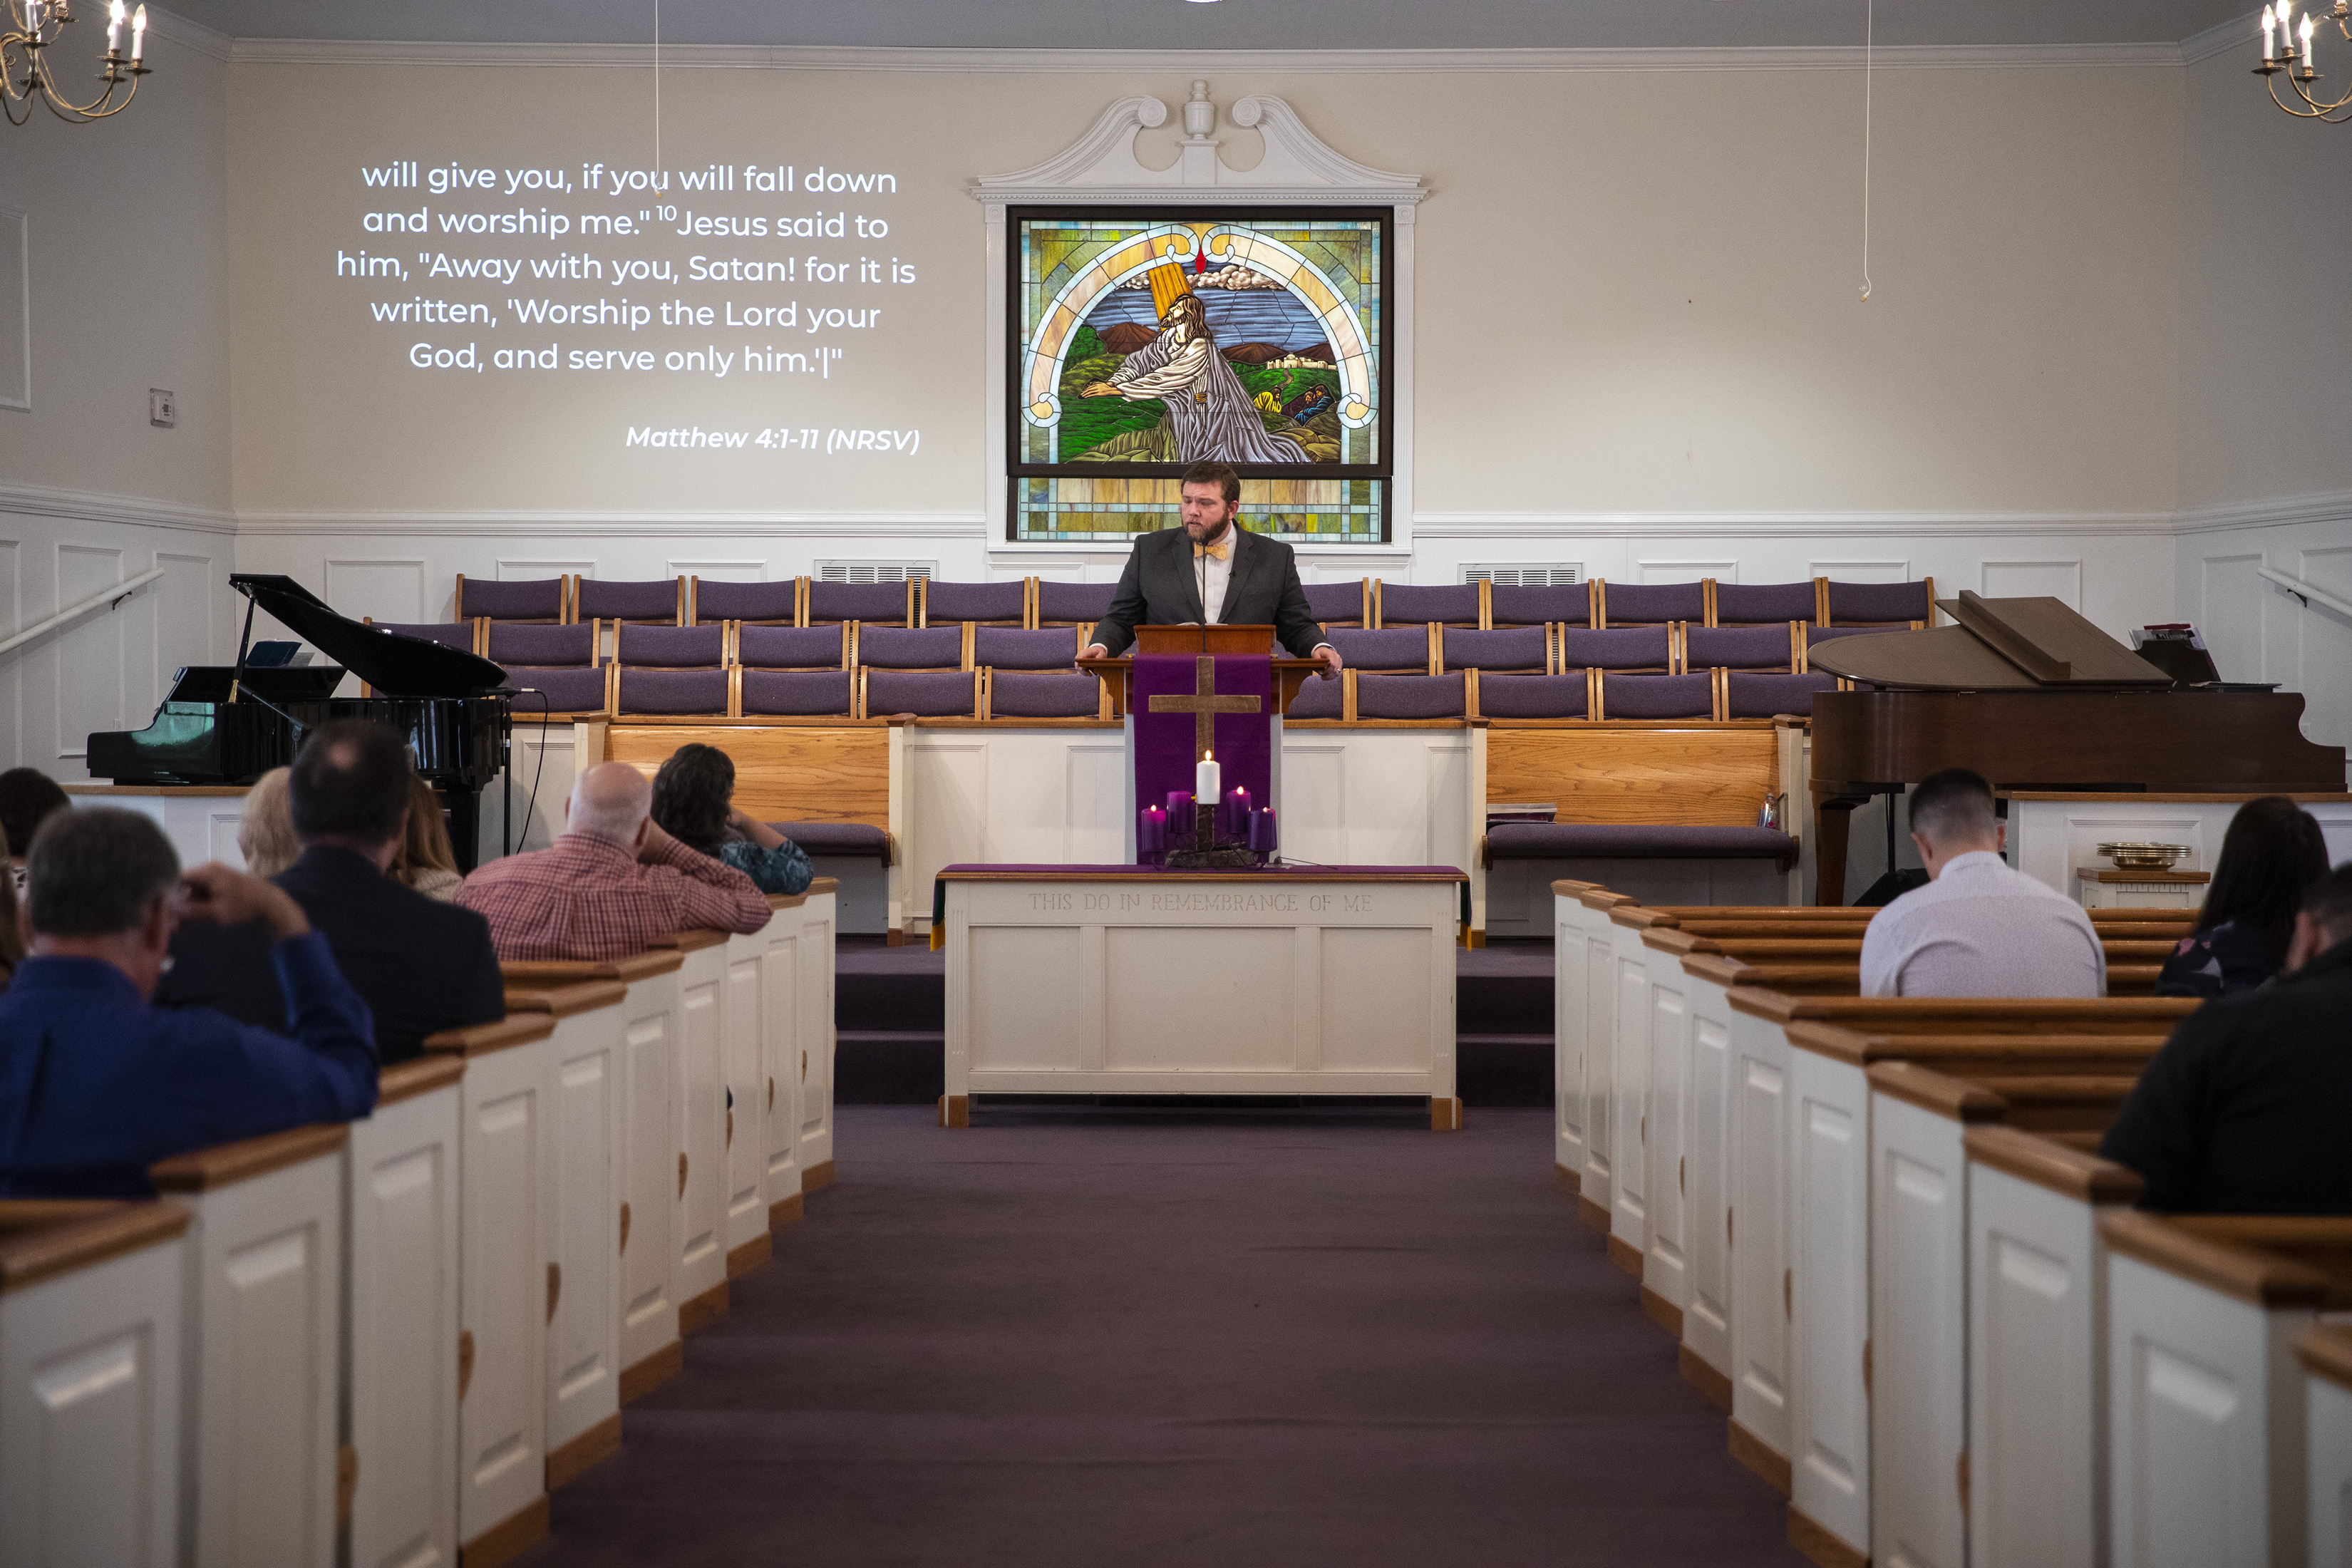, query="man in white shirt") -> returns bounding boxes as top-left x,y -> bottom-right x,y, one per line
1858,768 -> 2105,999
1082,462 -> 1342,676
